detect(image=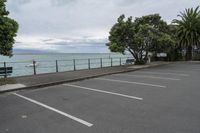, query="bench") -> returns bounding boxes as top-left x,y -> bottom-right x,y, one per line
126,59 -> 135,64
0,67 -> 13,78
